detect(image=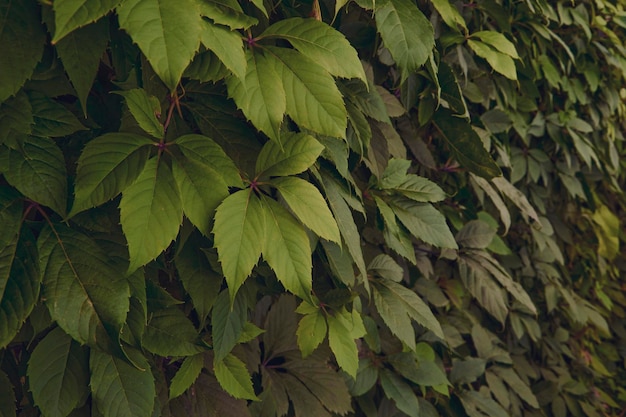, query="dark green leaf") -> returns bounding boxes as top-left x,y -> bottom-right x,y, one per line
0,370 -> 15,417
449,358 -> 486,384
142,307 -> 206,356
389,197 -> 457,249
379,368 -> 419,417
113,89 -> 164,139
28,93 -> 87,137
212,290 -> 247,362
0,91 -> 32,145
169,354 -> 205,399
